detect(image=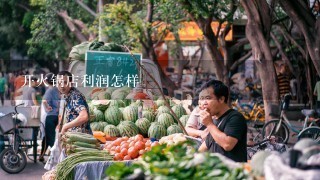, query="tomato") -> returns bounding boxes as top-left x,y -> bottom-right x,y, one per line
110,146 -> 116,151
134,134 -> 144,142
151,141 -> 159,147
145,141 -> 151,147
122,136 -> 129,141
134,141 -> 145,150
114,153 -> 124,161
120,148 -> 128,156
109,151 -> 116,155
123,155 -> 131,160
128,147 -> 139,159
108,144 -> 113,150
120,143 -> 129,149
139,149 -> 145,155
129,141 -> 135,148
115,146 -> 121,153
112,139 -> 121,146
120,141 -> 127,146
